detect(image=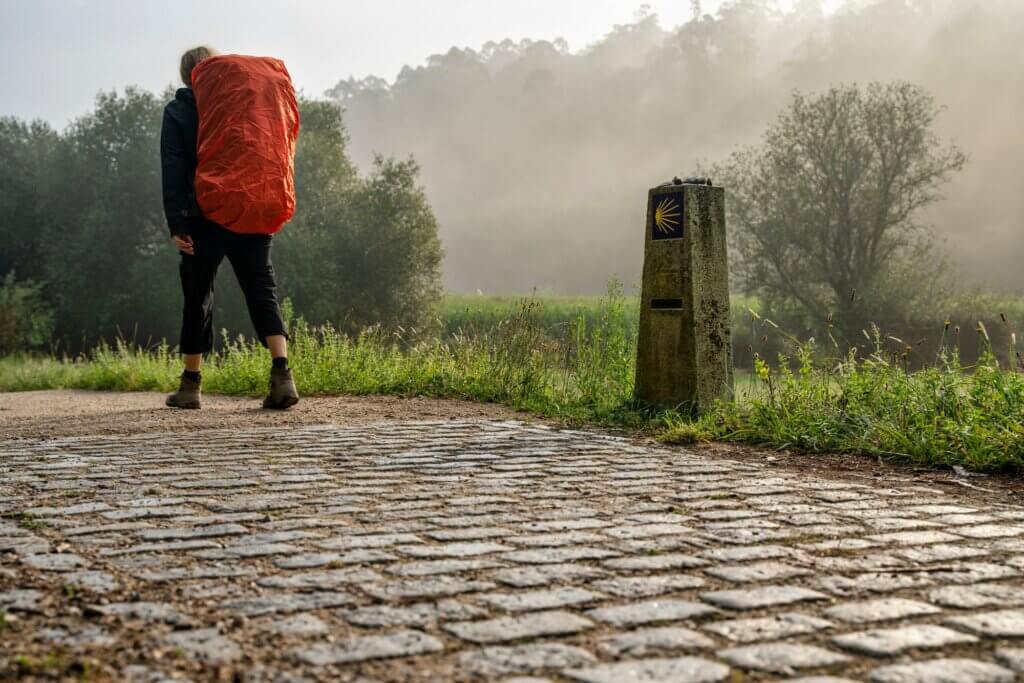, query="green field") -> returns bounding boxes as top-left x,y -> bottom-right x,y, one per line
2,287 -> 1023,473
